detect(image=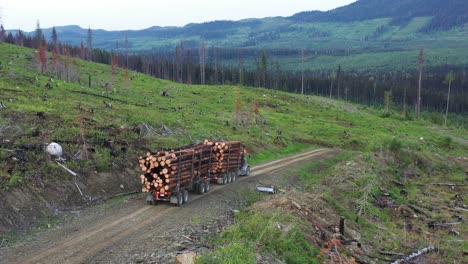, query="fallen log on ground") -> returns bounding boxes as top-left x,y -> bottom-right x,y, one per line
390,246 -> 436,264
